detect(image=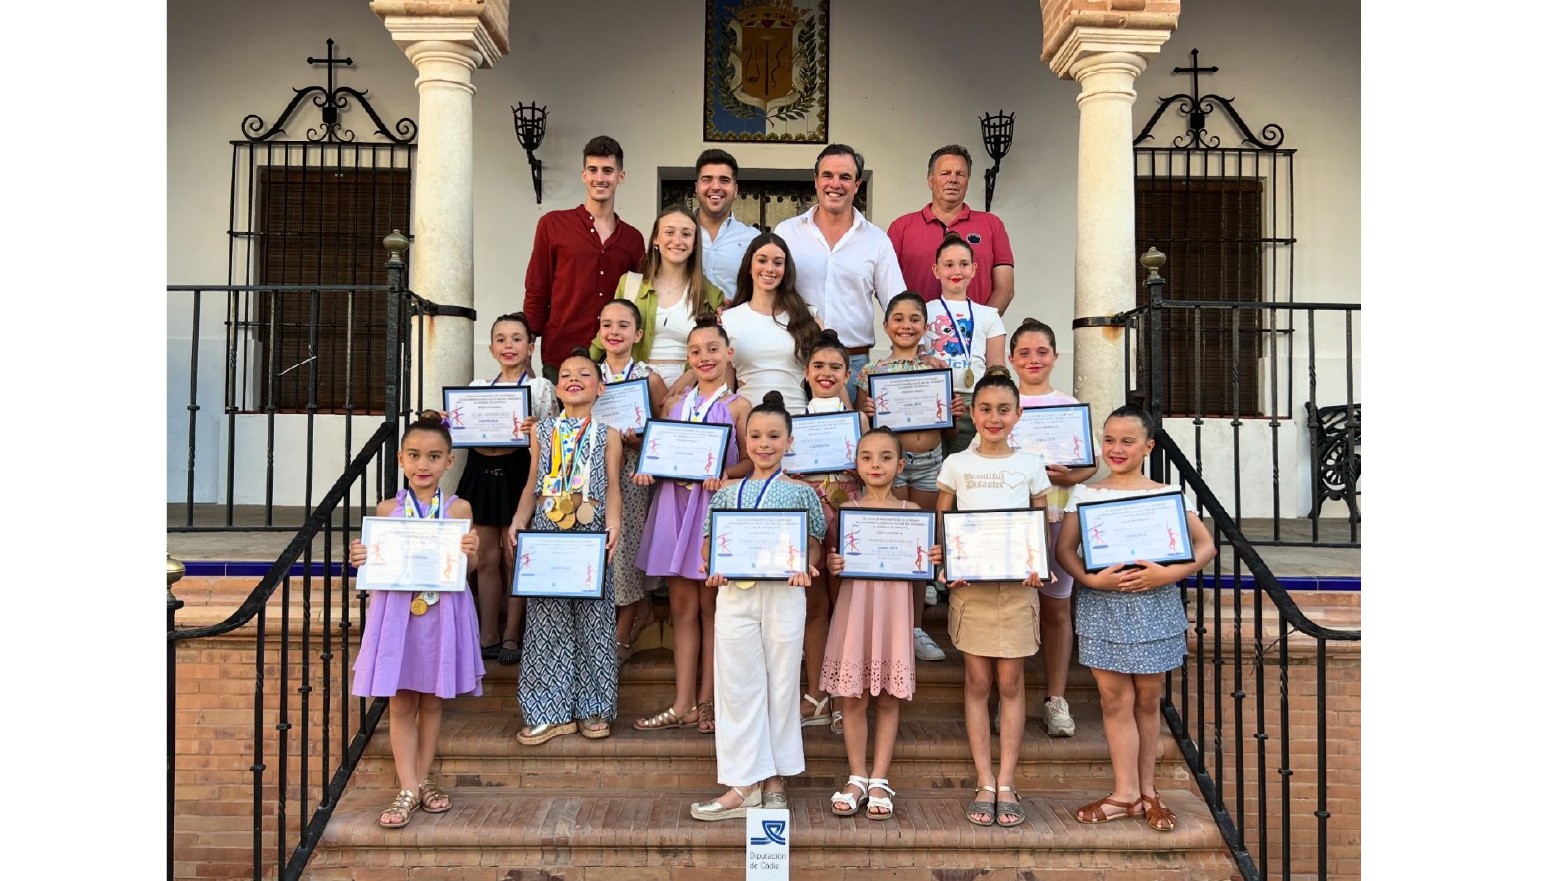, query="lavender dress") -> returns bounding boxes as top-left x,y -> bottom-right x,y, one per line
352,490 -> 485,699
635,392 -> 741,578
